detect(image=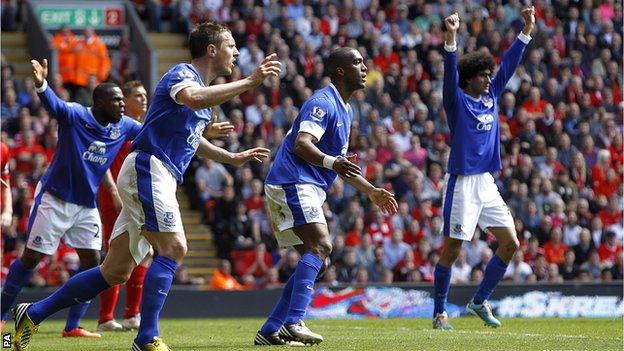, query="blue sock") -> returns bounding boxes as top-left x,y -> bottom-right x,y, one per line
28,267 -> 110,325
473,254 -> 508,305
64,269 -> 92,332
260,274 -> 295,335
1,260 -> 33,320
135,255 -> 177,346
284,253 -> 322,325
433,263 -> 452,316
